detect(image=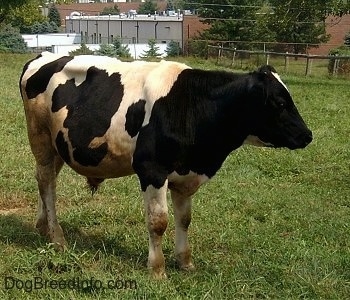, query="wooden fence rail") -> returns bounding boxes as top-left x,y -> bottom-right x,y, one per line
208,45 -> 350,76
